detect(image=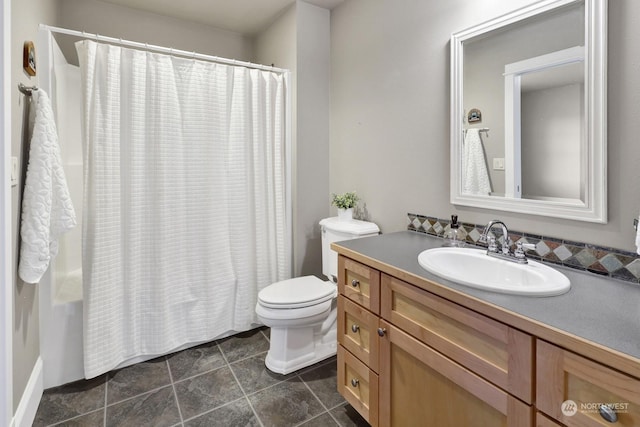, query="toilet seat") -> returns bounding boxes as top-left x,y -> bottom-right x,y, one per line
258,276 -> 337,309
